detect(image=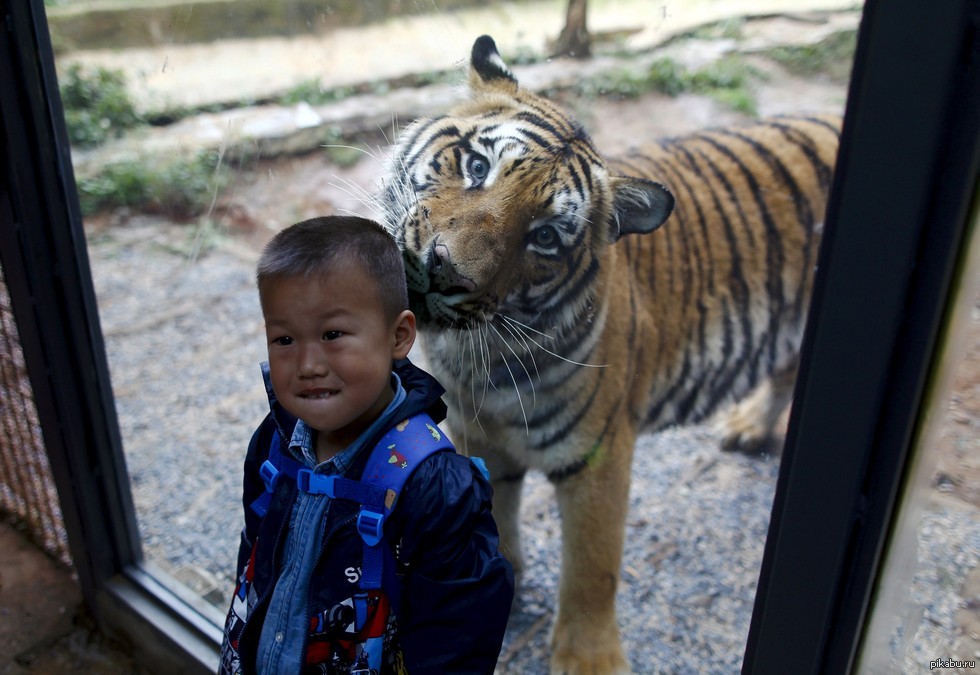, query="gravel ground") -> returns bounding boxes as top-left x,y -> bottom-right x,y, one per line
86,217 -> 979,673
